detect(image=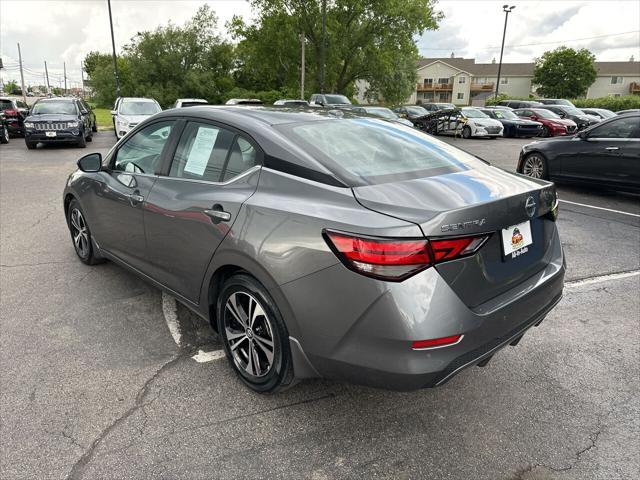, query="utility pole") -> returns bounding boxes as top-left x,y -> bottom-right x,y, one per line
44,61 -> 51,95
495,5 -> 515,99
320,0 -> 326,93
107,0 -> 121,96
80,62 -> 85,98
17,43 -> 27,102
63,61 -> 67,94
300,33 -> 305,100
